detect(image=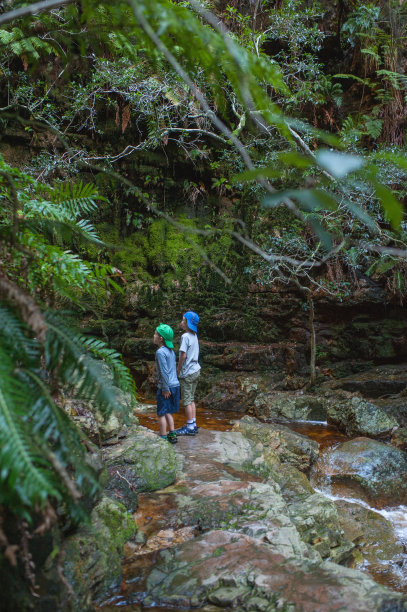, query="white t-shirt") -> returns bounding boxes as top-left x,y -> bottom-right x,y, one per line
179,332 -> 201,378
